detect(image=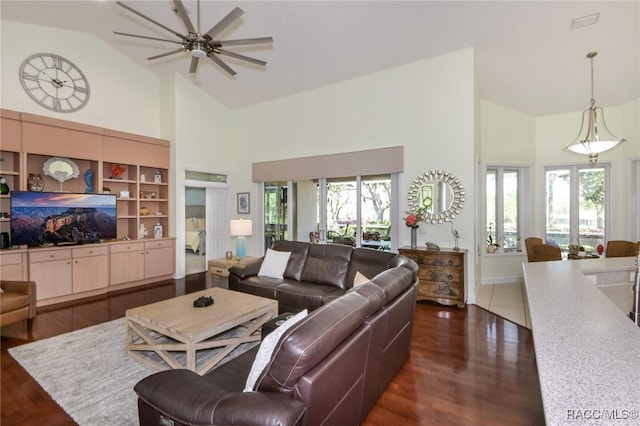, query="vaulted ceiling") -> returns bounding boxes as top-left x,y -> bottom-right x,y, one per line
2,1 -> 638,116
